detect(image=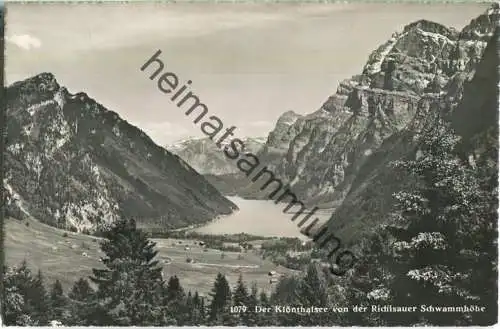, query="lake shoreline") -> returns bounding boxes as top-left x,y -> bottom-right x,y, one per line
188,196 -> 333,240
